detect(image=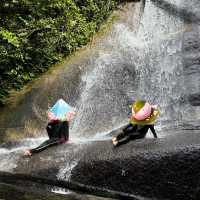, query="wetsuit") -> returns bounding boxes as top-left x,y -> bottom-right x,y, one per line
30,120 -> 69,154
115,123 -> 157,146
